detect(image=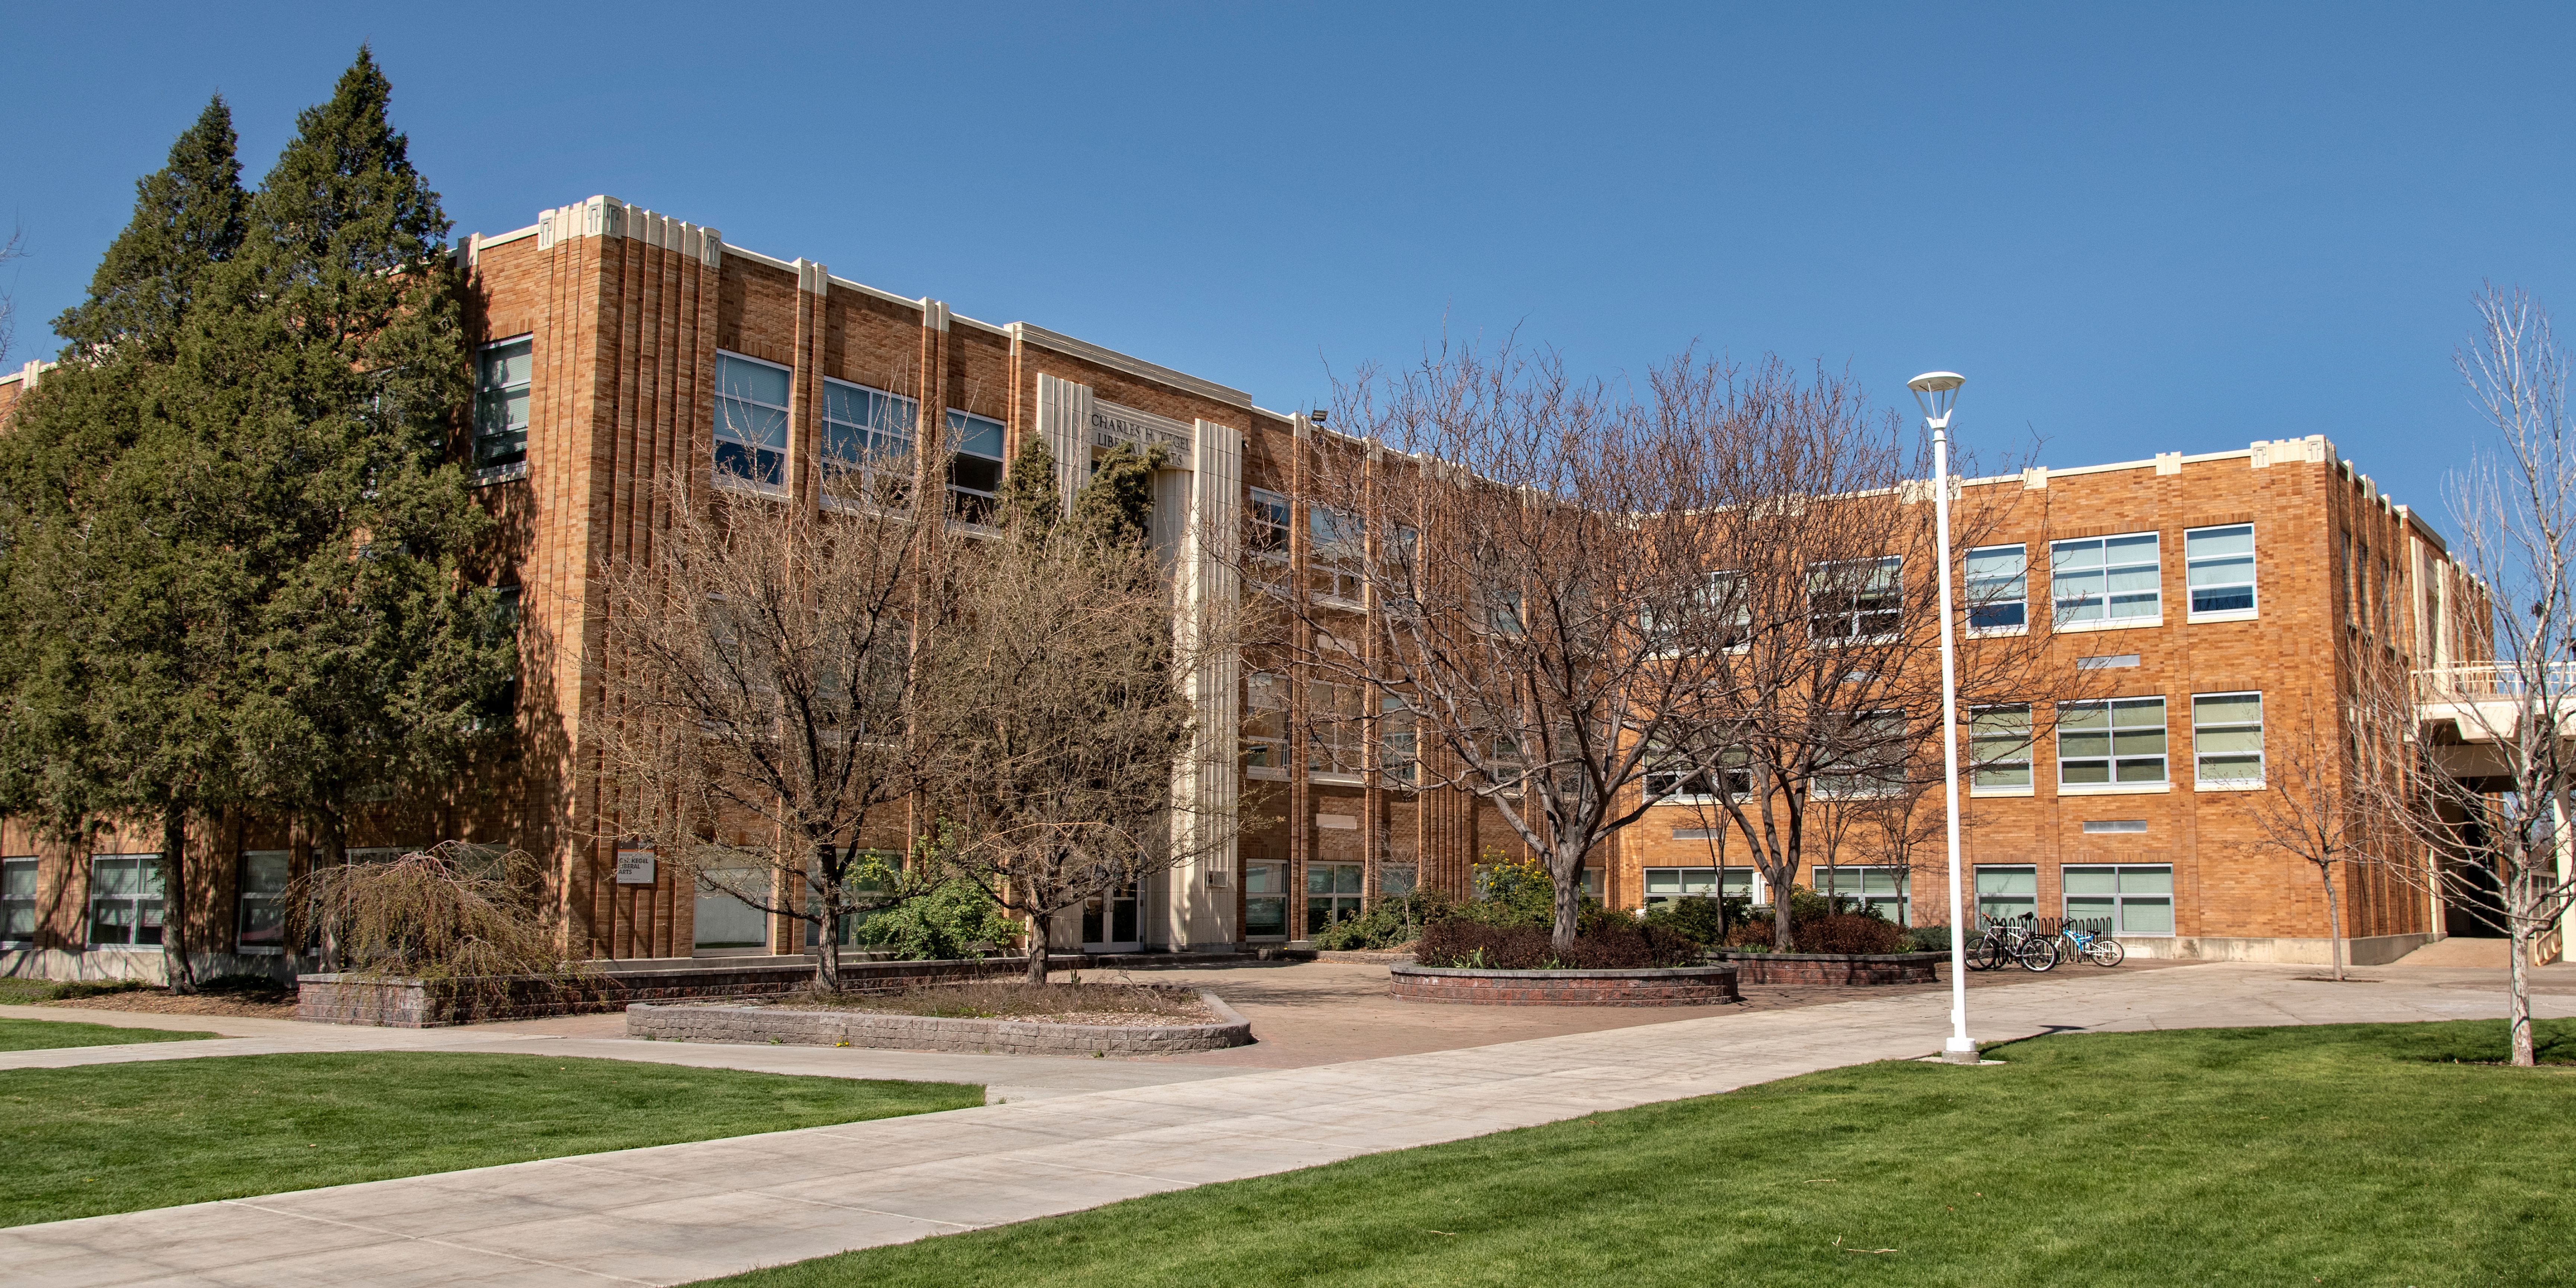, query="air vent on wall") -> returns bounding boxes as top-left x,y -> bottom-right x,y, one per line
2082,819 -> 2149,834
2076,654 -> 2141,670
